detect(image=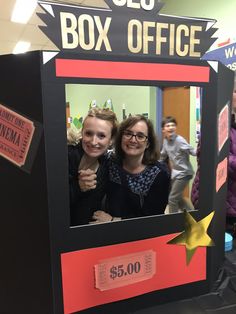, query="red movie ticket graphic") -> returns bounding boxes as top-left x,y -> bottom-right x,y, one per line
0,104 -> 35,167
216,157 -> 228,192
218,103 -> 229,152
95,250 -> 155,291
